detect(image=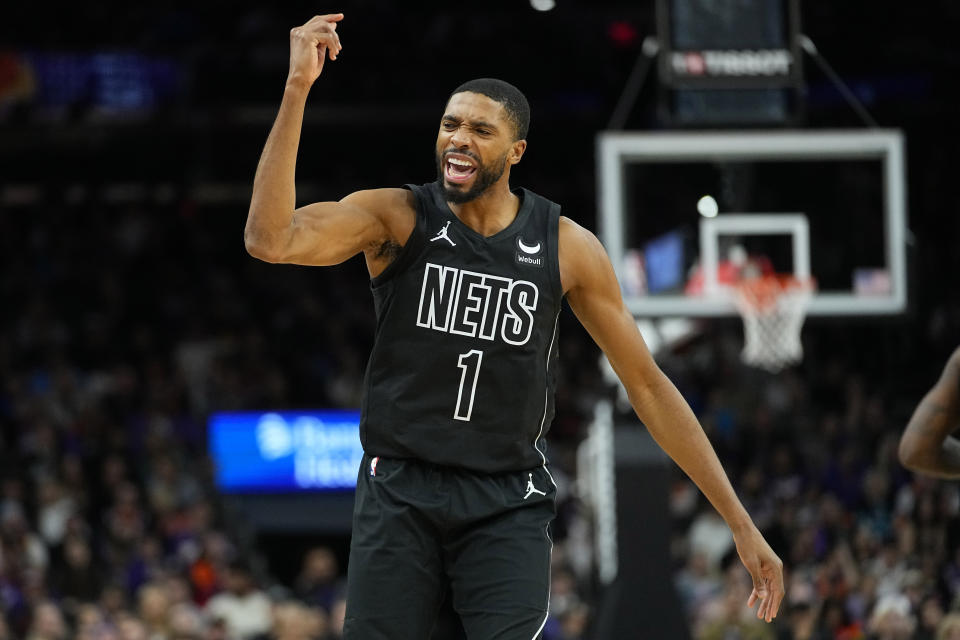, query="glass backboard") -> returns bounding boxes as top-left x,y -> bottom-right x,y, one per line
596,130 -> 907,317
